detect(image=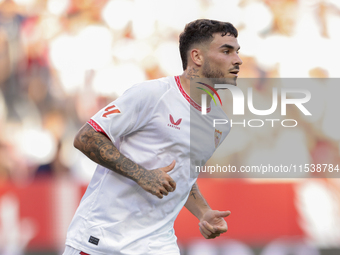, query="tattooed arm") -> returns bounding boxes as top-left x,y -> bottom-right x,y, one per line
184,182 -> 211,219
185,181 -> 231,239
74,123 -> 176,199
